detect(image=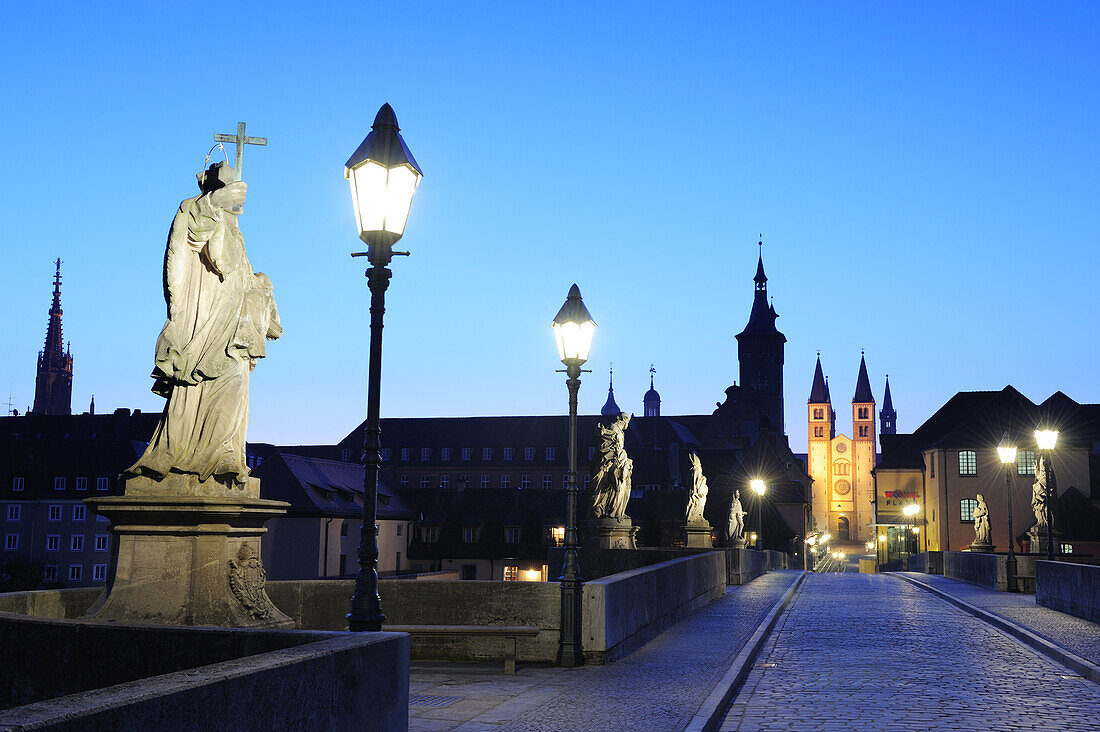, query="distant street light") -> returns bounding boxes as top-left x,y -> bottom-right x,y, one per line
750,479 -> 767,550
903,504 -> 920,556
997,433 -> 1019,592
1034,425 -> 1059,560
345,103 -> 423,632
552,284 -> 596,667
